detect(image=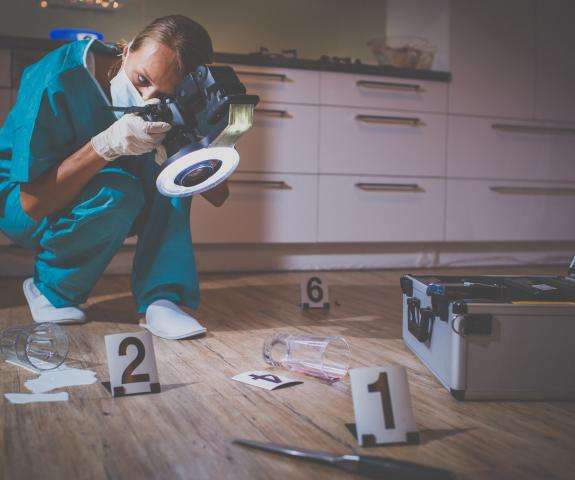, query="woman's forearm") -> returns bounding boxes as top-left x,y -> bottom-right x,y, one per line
20,142 -> 108,221
200,180 -> 229,207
